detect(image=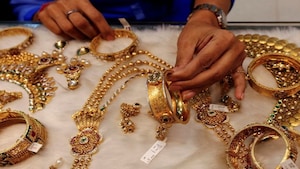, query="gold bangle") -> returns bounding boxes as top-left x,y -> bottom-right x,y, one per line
147,71 -> 190,140
250,126 -> 298,169
0,27 -> 34,56
0,109 -> 47,166
90,29 -> 138,61
247,53 -> 300,99
226,123 -> 298,169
